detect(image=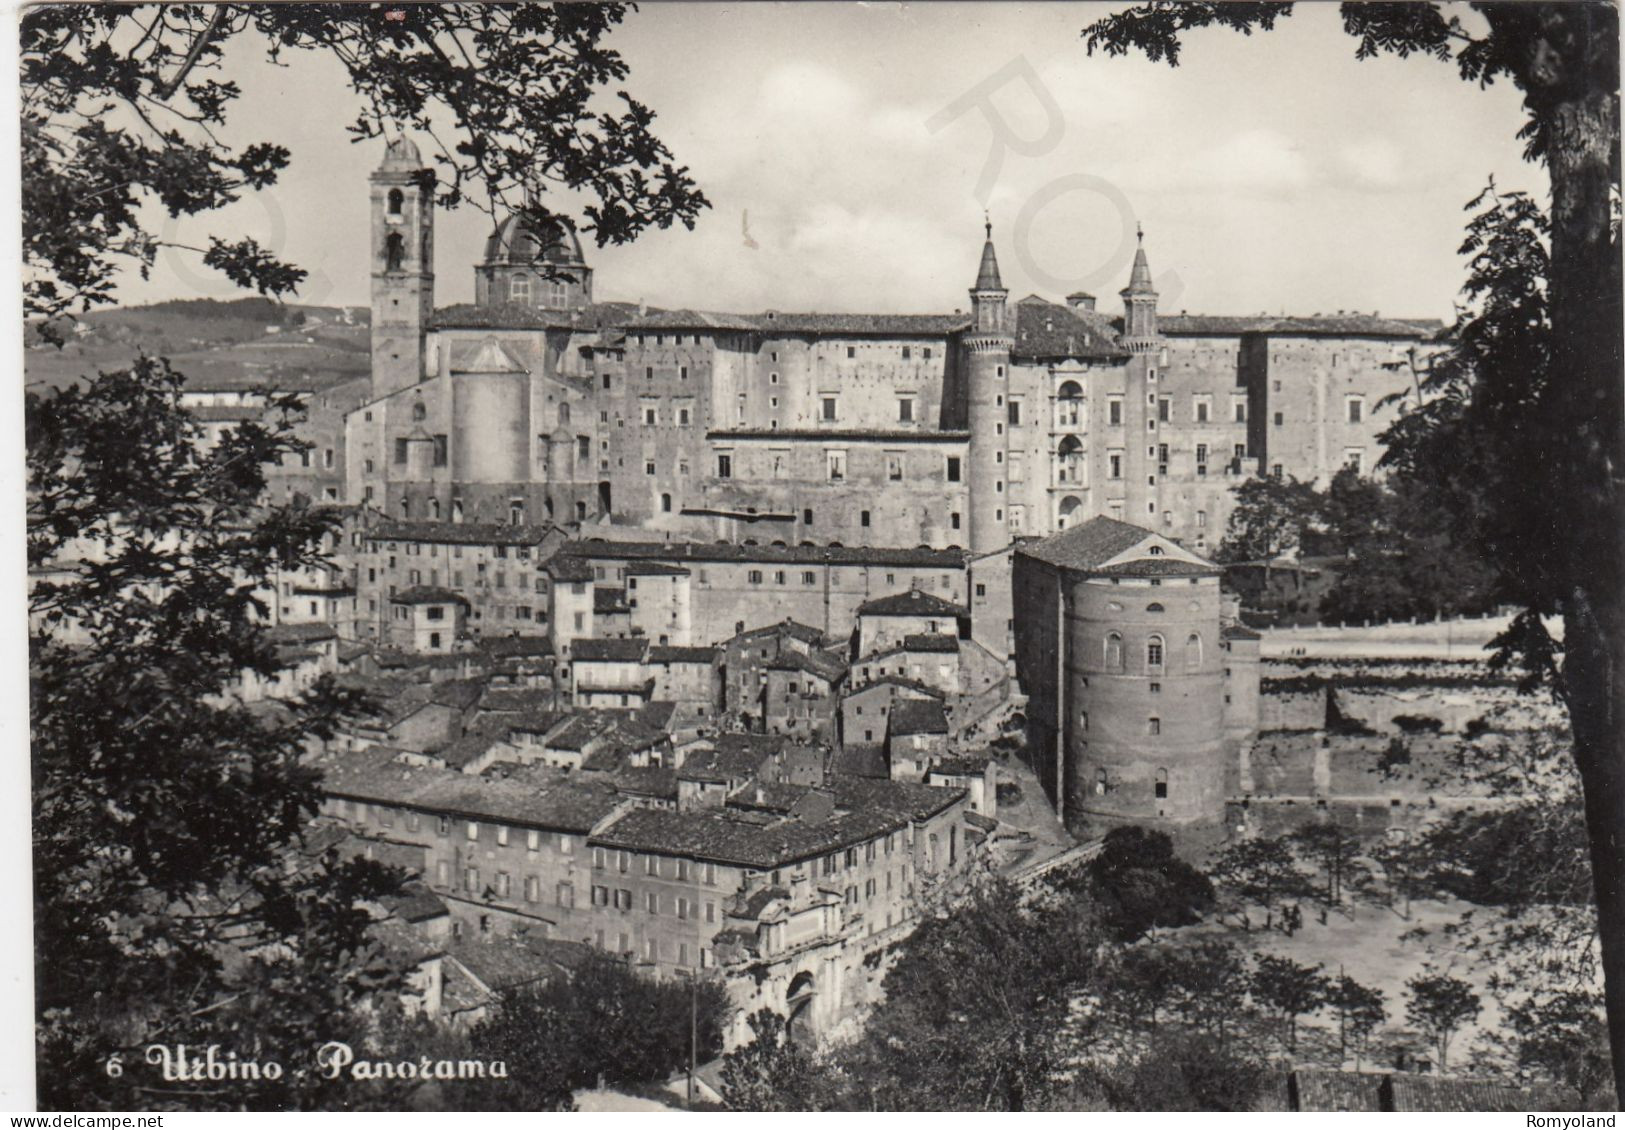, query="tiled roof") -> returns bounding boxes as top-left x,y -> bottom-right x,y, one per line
390,585 -> 468,606
429,678 -> 487,711
679,741 -> 773,784
768,648 -> 848,684
827,744 -> 889,779
624,561 -> 690,576
823,774 -> 963,820
455,337 -> 527,374
647,645 -> 720,665
708,429 -> 970,444
929,756 -> 991,776
572,637 -> 649,662
371,520 -> 556,547
857,590 -> 967,617
1158,313 -> 1444,338
1011,299 -> 1130,362
889,698 -> 949,737
478,688 -> 558,714
1016,515 -> 1152,570
593,586 -> 628,614
430,300 -> 645,331
635,700 -> 679,731
446,936 -> 595,995
561,539 -> 967,570
379,880 -> 448,924
846,674 -> 947,699
476,635 -> 553,659
901,633 -> 960,653
590,804 -> 909,869
607,764 -> 679,800
544,554 -> 595,581
627,310 -> 971,337
1223,623 -> 1263,641
316,746 -> 624,832
1384,1074 -> 1532,1113
1290,1070 -> 1383,1112
728,619 -> 829,647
